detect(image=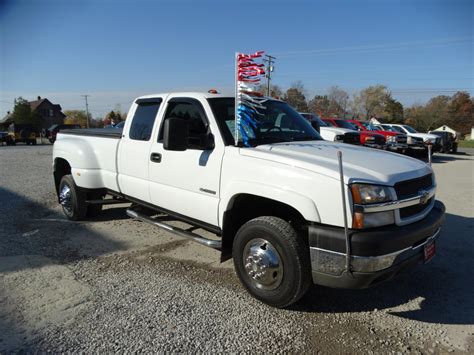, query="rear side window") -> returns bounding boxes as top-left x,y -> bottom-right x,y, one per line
129,100 -> 162,141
